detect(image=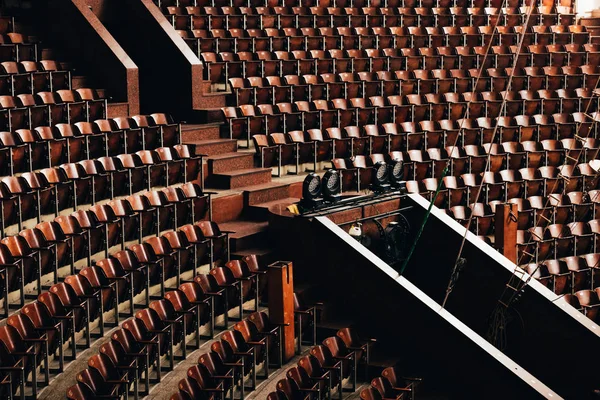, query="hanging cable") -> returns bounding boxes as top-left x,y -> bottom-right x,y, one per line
439,2 -> 538,306
400,0 -> 511,276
